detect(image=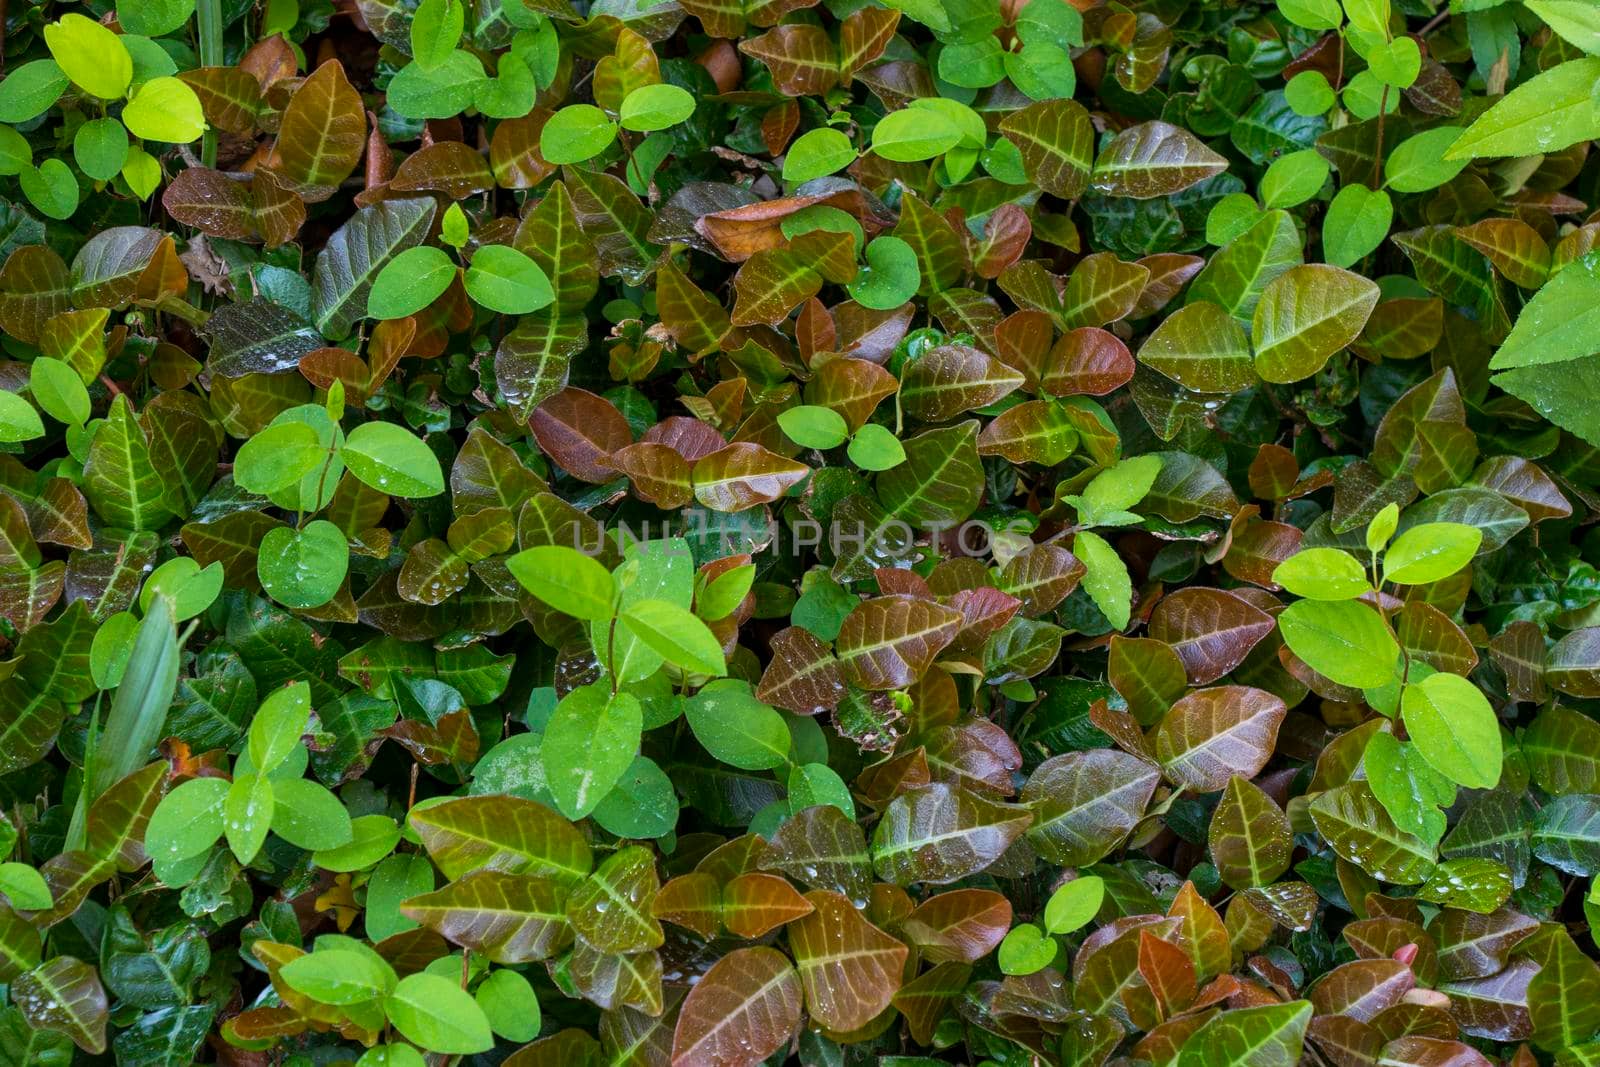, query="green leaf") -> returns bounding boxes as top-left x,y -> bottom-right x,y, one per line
43,14 -> 132,100
1401,672 -> 1502,790
386,972 -> 494,1055
1259,149 -> 1328,209
1446,58 -> 1600,160
0,390 -> 45,443
233,421 -> 324,496
872,108 -> 962,162
541,684 -> 642,820
1367,503 -> 1399,553
145,776 -> 228,864
281,948 -> 396,1005
1276,0 -> 1340,29
1381,521 -> 1481,585
248,681 -> 311,774
1074,529 -> 1132,630
777,405 -> 849,449
0,125 -> 31,176
685,679 -> 790,770
997,924 -> 1054,975
342,421 -> 445,497
28,357 -> 88,426
783,127 -> 856,183
1385,127 -> 1469,192
621,598 -> 726,675
1277,599 -> 1398,687
1042,875 -> 1103,934
387,50 -> 485,121
117,0 -> 196,36
368,245 -> 457,319
1364,730 -> 1451,844
1272,547 -> 1369,600
1322,185 -> 1392,268
1527,0 -> 1600,52
476,969 -> 541,1042
1070,455 -> 1163,526
0,862 -> 51,910
258,520 -> 349,610
122,77 -> 206,143
410,0 -> 463,70
223,772 -> 274,863
72,119 -> 128,183
1342,0 -> 1387,34
270,778 -> 354,851
464,244 -> 555,315
619,84 -> 695,132
0,60 -> 69,123
540,104 -> 618,165
21,159 -> 78,221
847,424 -> 905,470
848,236 -> 921,310
506,544 -> 616,621
314,813 -> 403,872
1490,252 -> 1600,371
